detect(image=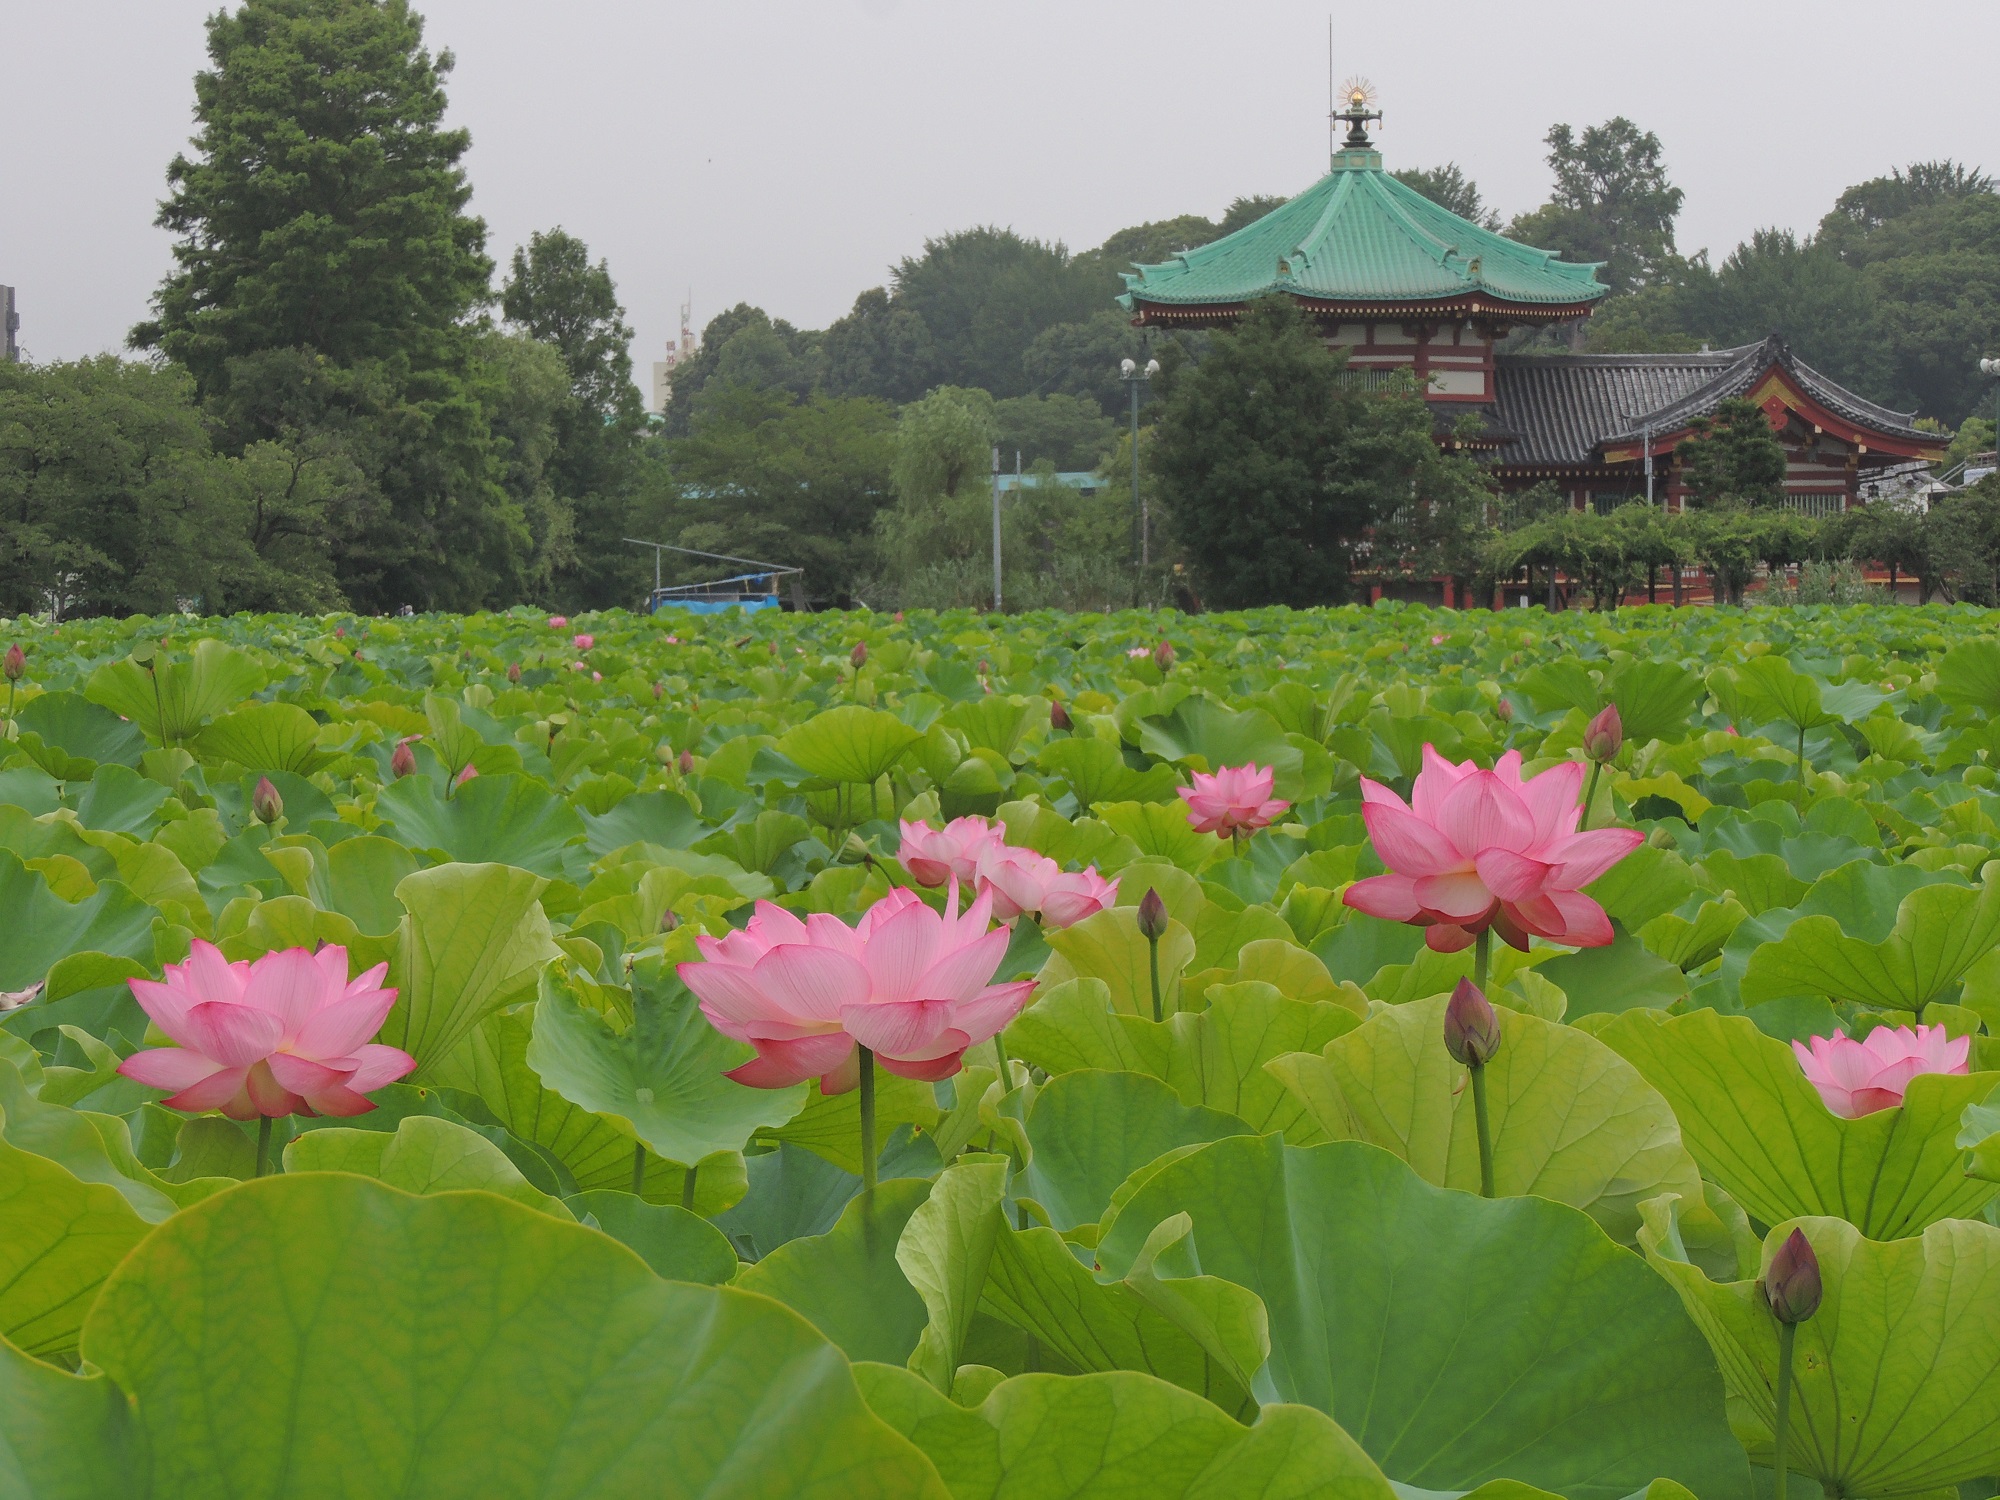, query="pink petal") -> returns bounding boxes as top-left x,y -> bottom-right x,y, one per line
127,977 -> 202,1044
1518,760 -> 1585,846
1541,827 -> 1647,890
859,898 -> 946,1005
840,999 -> 957,1059
940,981 -> 1036,1046
877,1050 -> 967,1083
289,988 -> 398,1061
1424,923 -> 1477,953
165,1066 -> 253,1116
179,941 -> 248,1006
300,1085 -> 379,1118
1434,772 -> 1536,861
1413,871 -> 1498,922
1473,847 -> 1552,904
266,1053 -> 356,1097
1411,746 -> 1479,821
176,1002 -> 286,1069
1360,800 -> 1466,877
1342,874 -> 1424,923
243,1060 -> 305,1117
341,1044 -> 417,1093
725,1033 -> 855,1090
119,1047 -> 228,1093
241,947 -> 338,1038
909,924 -> 1012,1005
752,946 -> 872,1025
